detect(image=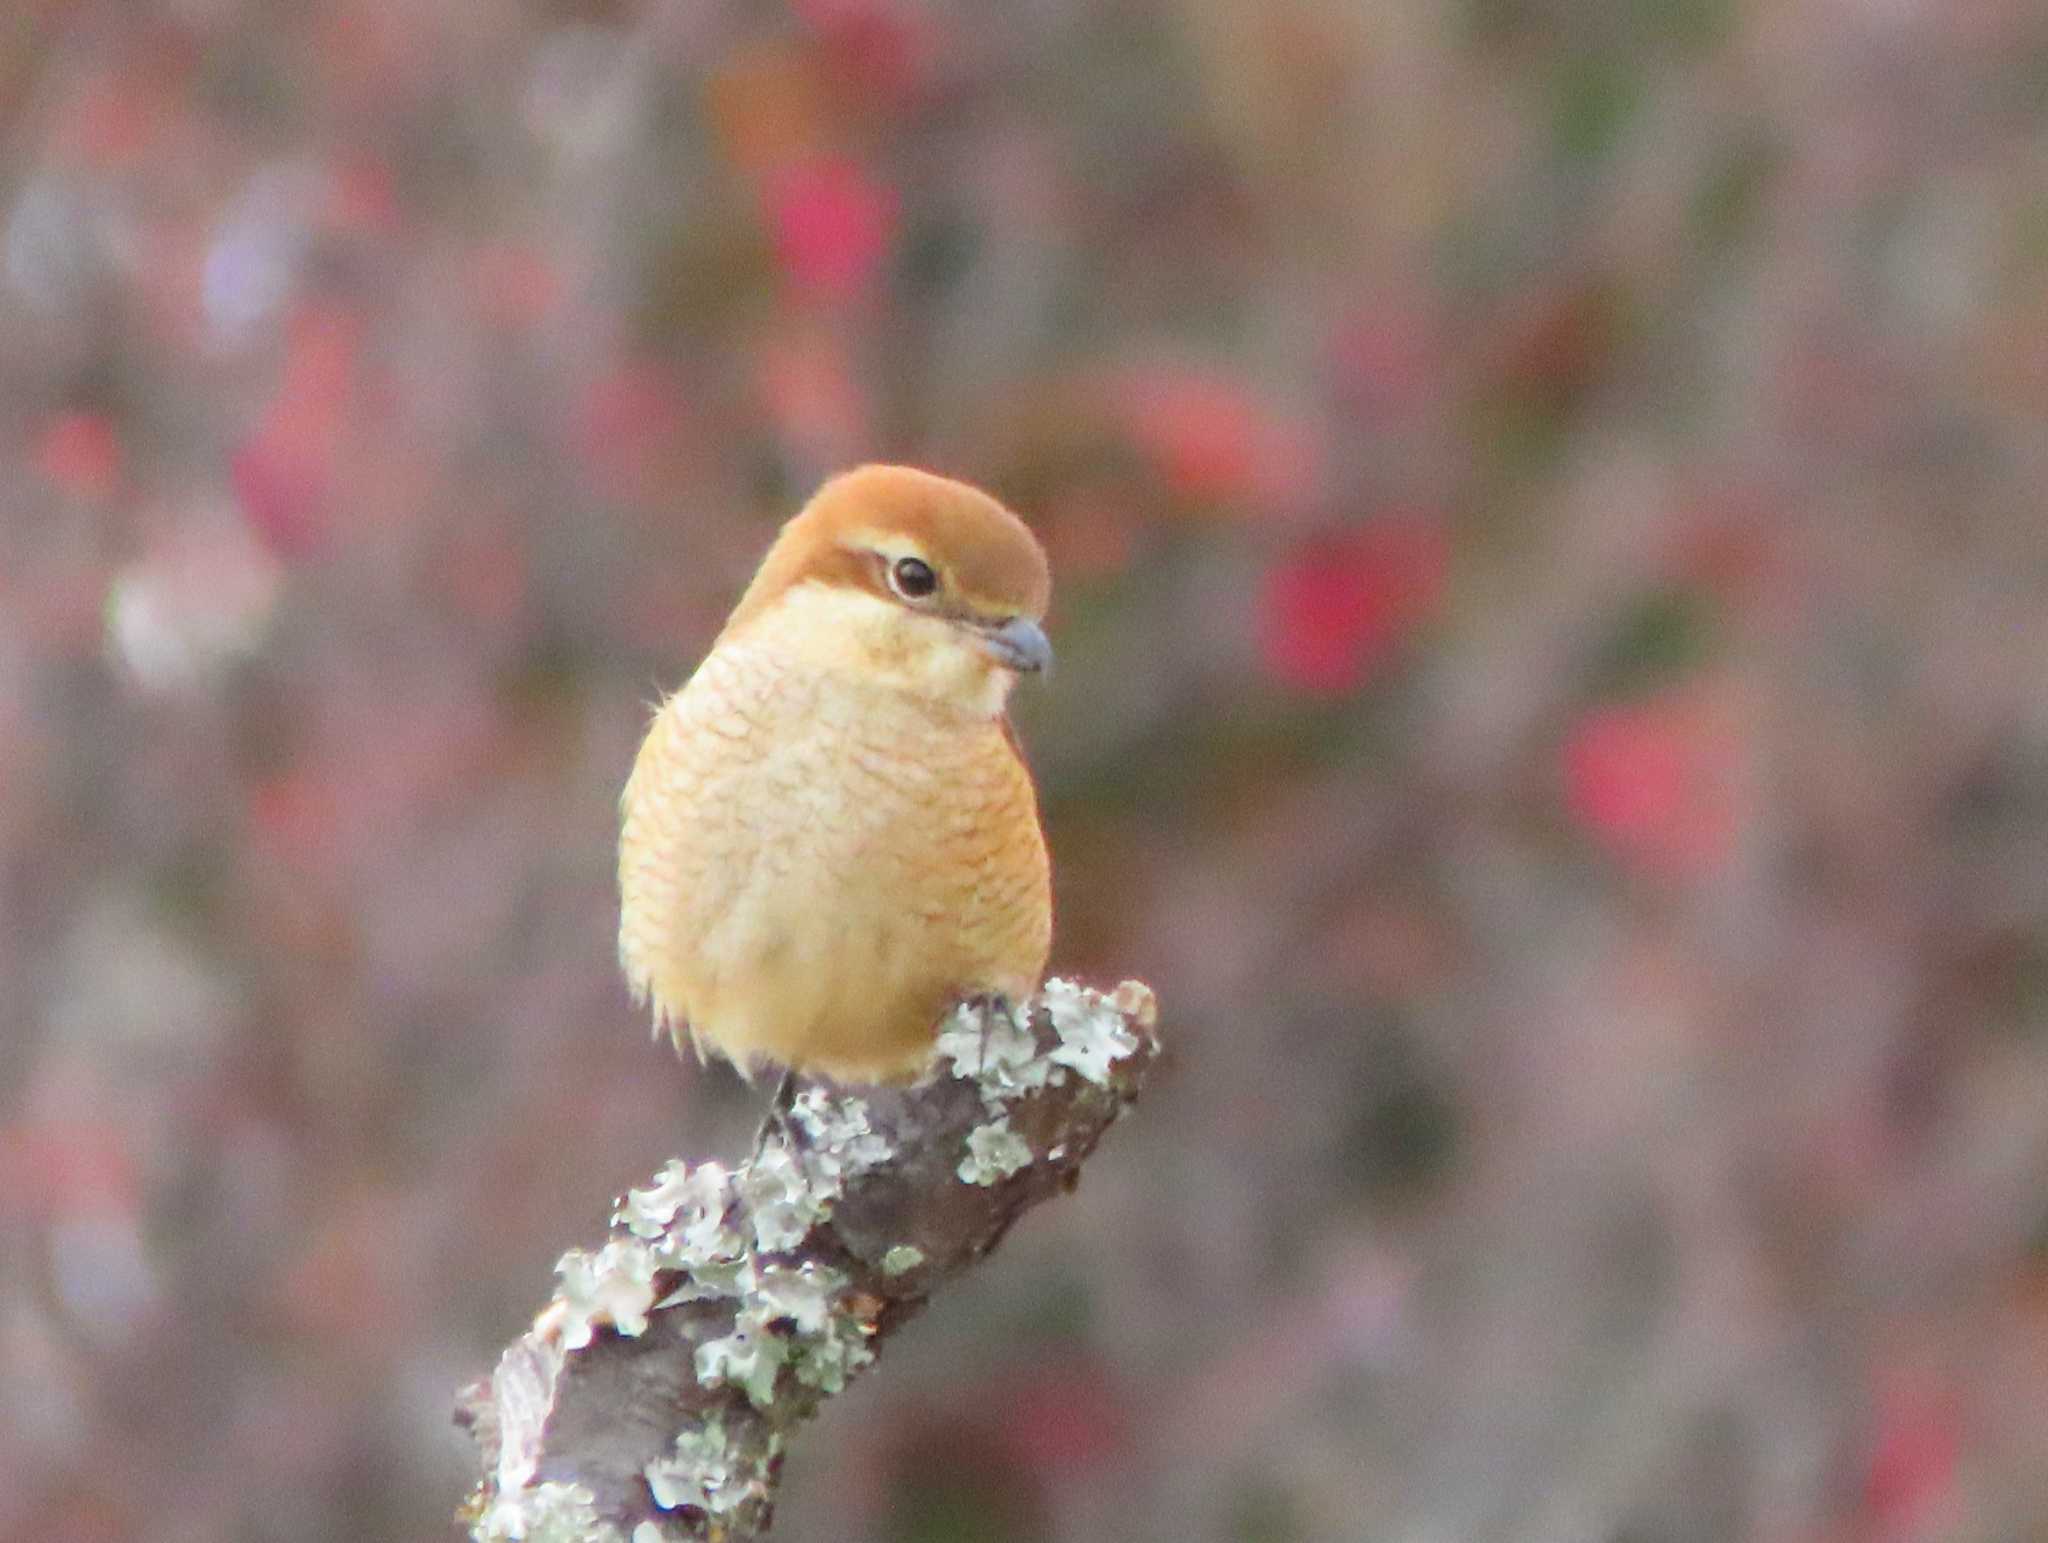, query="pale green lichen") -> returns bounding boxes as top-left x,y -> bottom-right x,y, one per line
617,1158 -> 690,1237
555,1238 -> 661,1347
773,1264 -> 874,1393
958,1117 -> 1034,1185
694,1319 -> 787,1408
654,1253 -> 749,1309
696,1090 -> 894,1260
475,1481 -> 622,1543
645,1414 -> 763,1516
632,1523 -> 667,1543
1042,977 -> 1141,1085
936,982 -> 1143,1111
881,1244 -> 924,1276
935,1000 -> 1052,1111
792,1329 -> 873,1394
764,1261 -> 875,1390
790,1089 -> 893,1177
489,1333 -> 560,1505
619,1160 -> 732,1257
692,1259 -> 874,1406
753,1260 -> 840,1335
740,1144 -> 822,1253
